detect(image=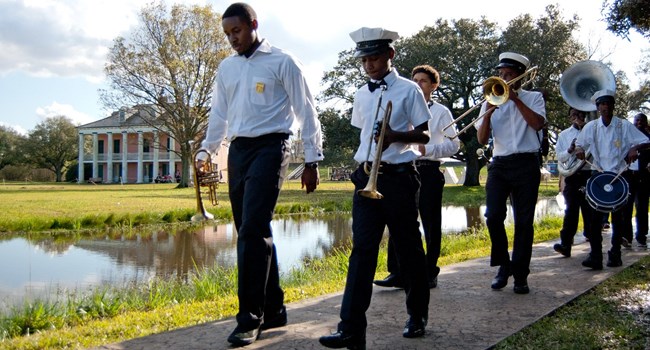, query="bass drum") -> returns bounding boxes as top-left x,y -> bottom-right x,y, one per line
585,171 -> 630,213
